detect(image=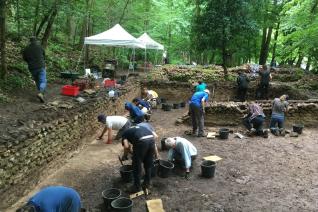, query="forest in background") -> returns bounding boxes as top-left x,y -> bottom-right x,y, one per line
0,0 -> 317,91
